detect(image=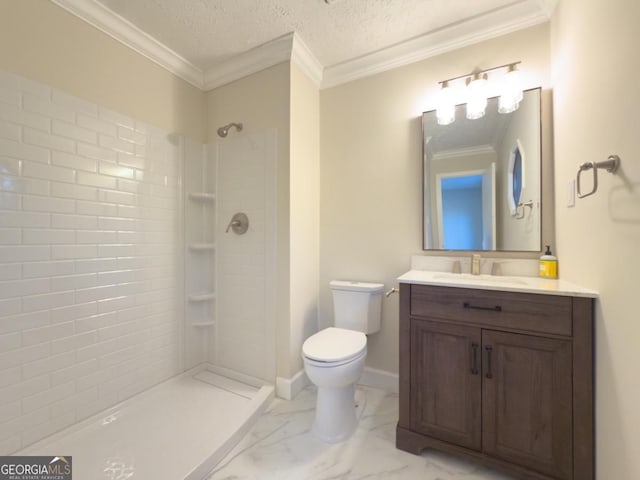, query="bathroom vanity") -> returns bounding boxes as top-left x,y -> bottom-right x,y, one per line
396,269 -> 597,480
